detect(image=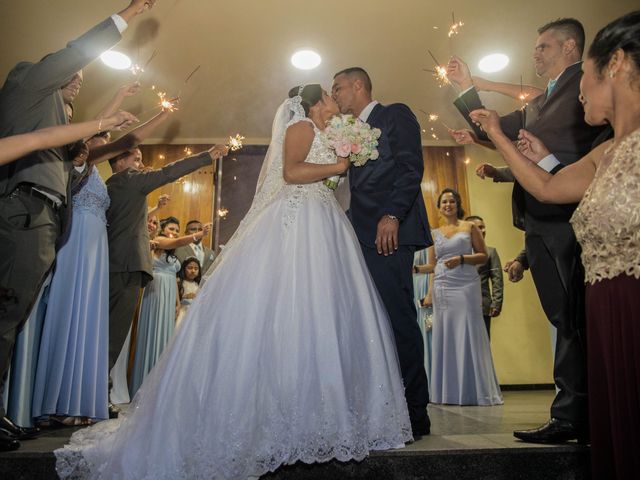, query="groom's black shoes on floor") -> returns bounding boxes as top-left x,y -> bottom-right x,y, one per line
411,415 -> 431,440
0,429 -> 20,451
0,415 -> 39,440
513,418 -> 589,444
